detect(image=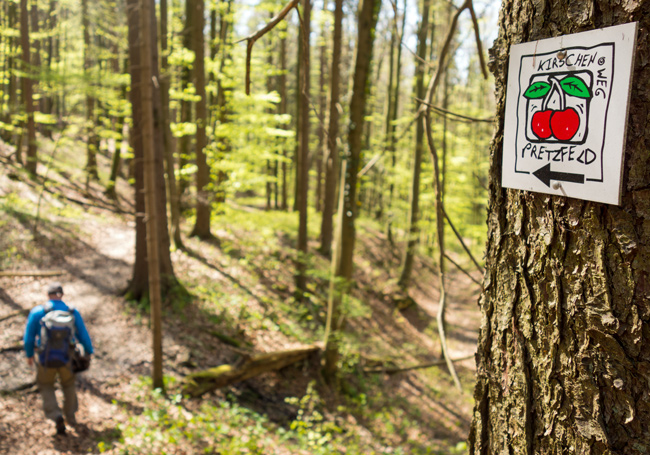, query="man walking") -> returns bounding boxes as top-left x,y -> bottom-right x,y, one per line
23,283 -> 93,435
